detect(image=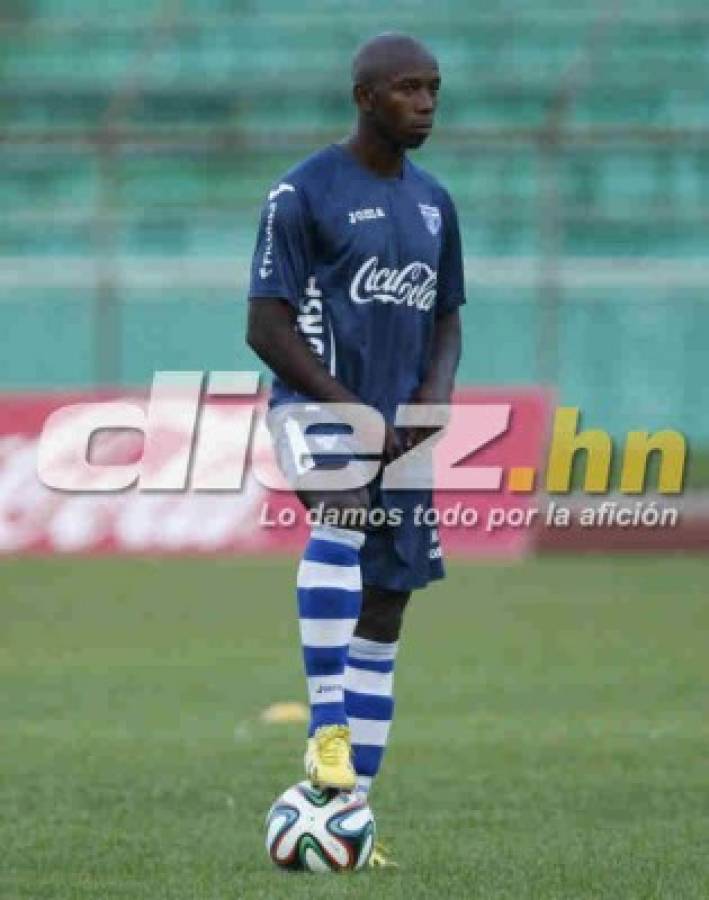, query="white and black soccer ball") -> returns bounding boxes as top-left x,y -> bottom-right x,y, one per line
265,781 -> 375,872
